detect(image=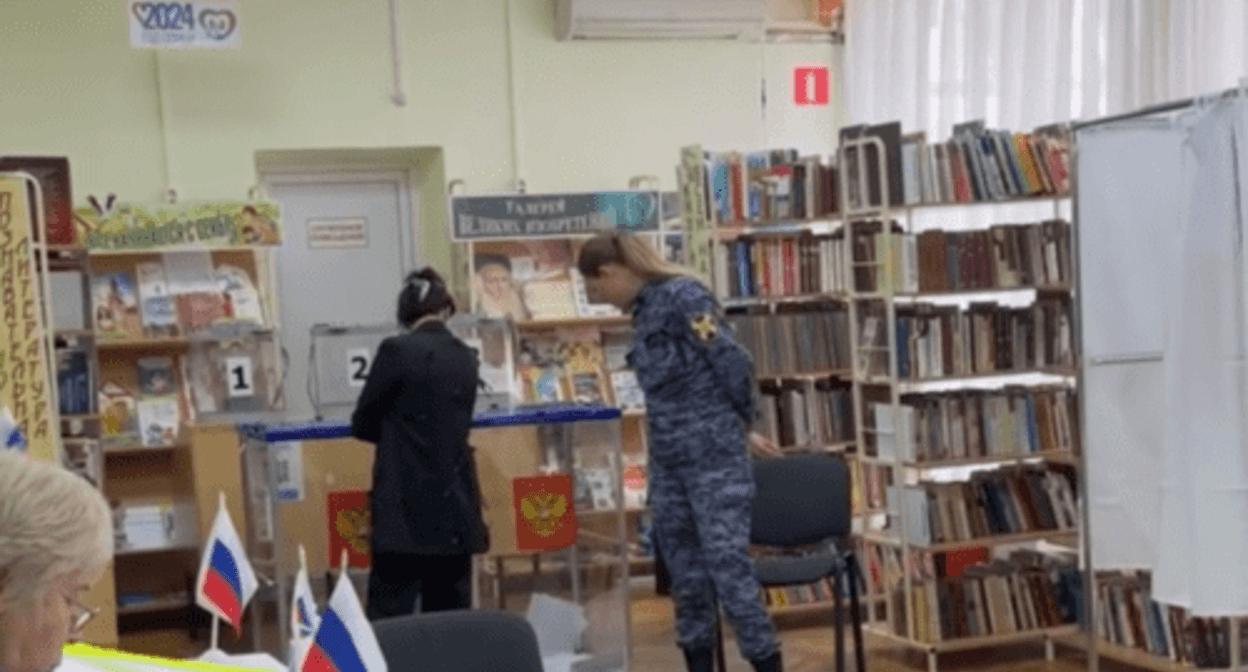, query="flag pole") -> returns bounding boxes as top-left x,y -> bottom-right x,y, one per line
211,614 -> 220,651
